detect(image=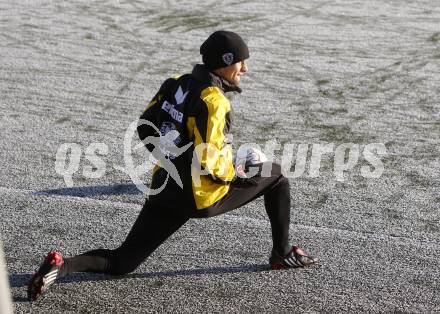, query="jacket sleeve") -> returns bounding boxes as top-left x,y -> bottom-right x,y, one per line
192,86 -> 235,183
